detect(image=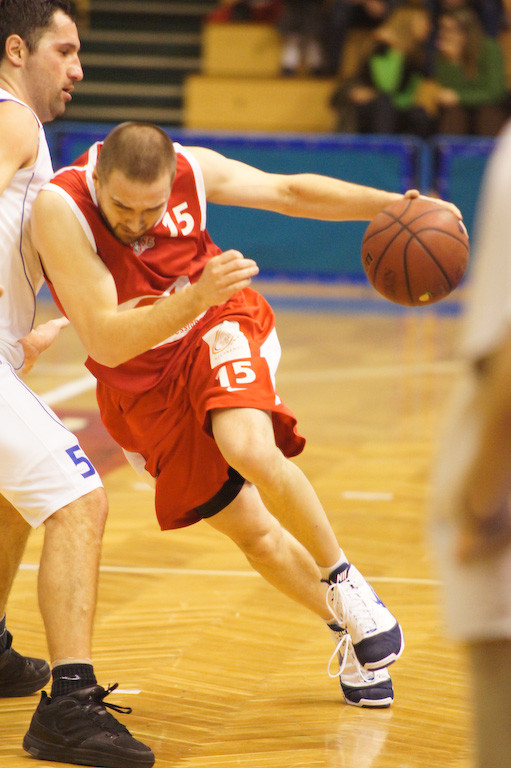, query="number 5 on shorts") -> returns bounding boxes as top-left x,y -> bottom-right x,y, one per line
66,444 -> 96,478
